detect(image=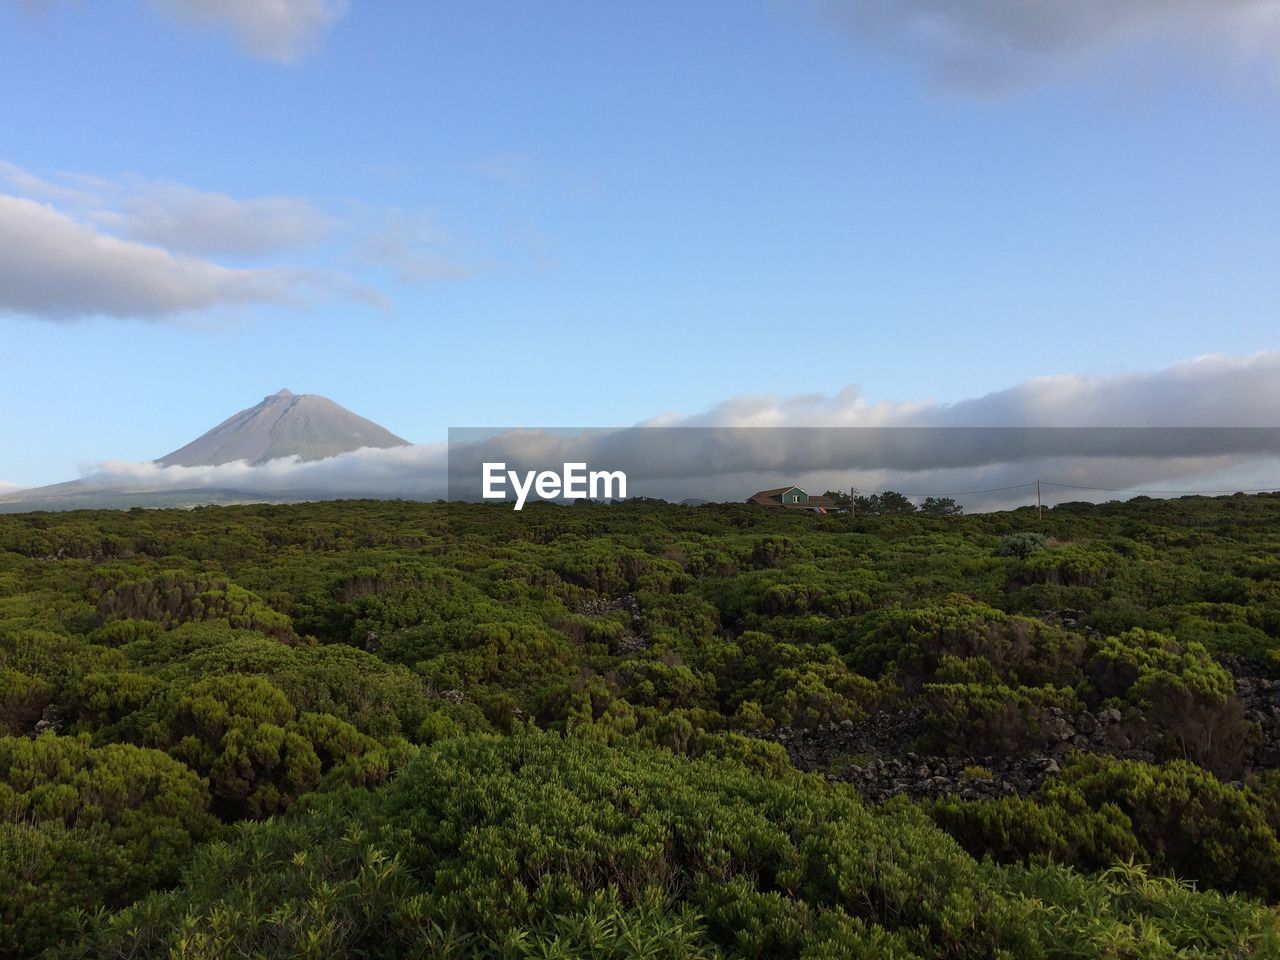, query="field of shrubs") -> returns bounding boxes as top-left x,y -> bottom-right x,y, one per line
3,494 -> 1280,957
